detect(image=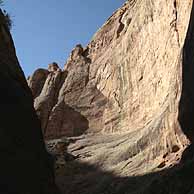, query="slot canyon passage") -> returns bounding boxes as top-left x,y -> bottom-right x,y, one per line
1,0 -> 194,193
